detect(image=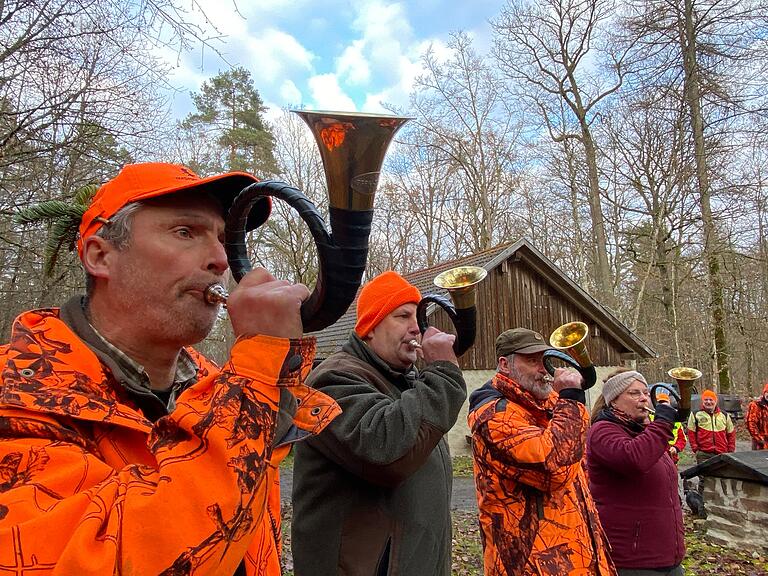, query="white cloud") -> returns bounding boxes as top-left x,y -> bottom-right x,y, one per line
360,52 -> 426,112
337,40 -> 370,85
279,80 -> 302,107
348,1 -> 414,82
307,74 -> 357,111
156,0 -> 505,120
240,28 -> 315,79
